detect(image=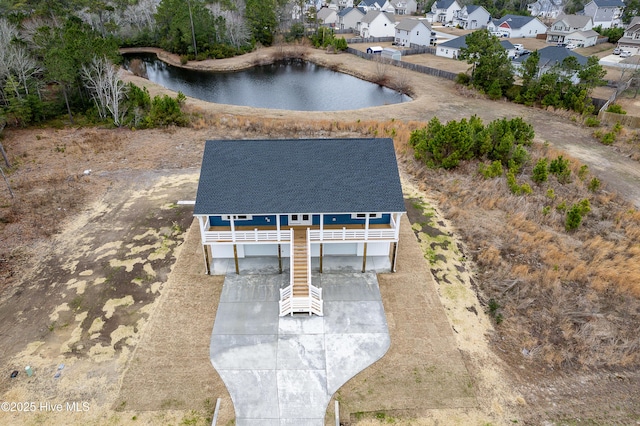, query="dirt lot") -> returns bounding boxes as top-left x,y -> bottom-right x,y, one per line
1,45 -> 640,425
